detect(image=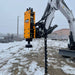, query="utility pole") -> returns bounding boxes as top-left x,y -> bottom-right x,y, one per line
17,16 -> 19,38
